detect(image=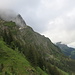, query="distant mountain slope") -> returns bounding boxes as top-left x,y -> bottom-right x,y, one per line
0,15 -> 75,75
56,42 -> 75,59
